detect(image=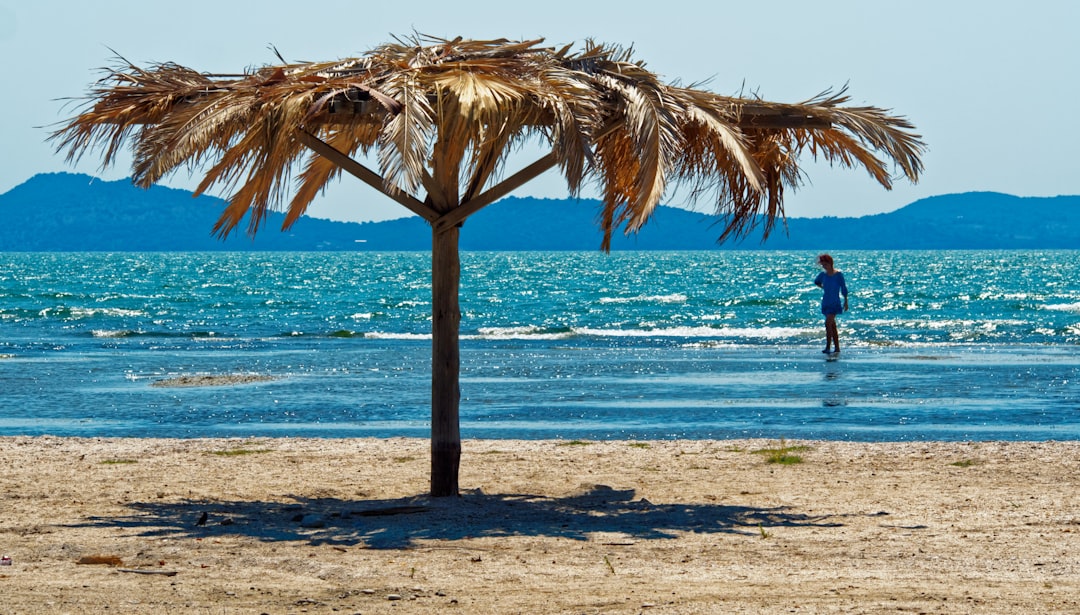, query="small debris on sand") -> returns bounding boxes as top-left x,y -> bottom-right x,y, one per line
150,374 -> 277,388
